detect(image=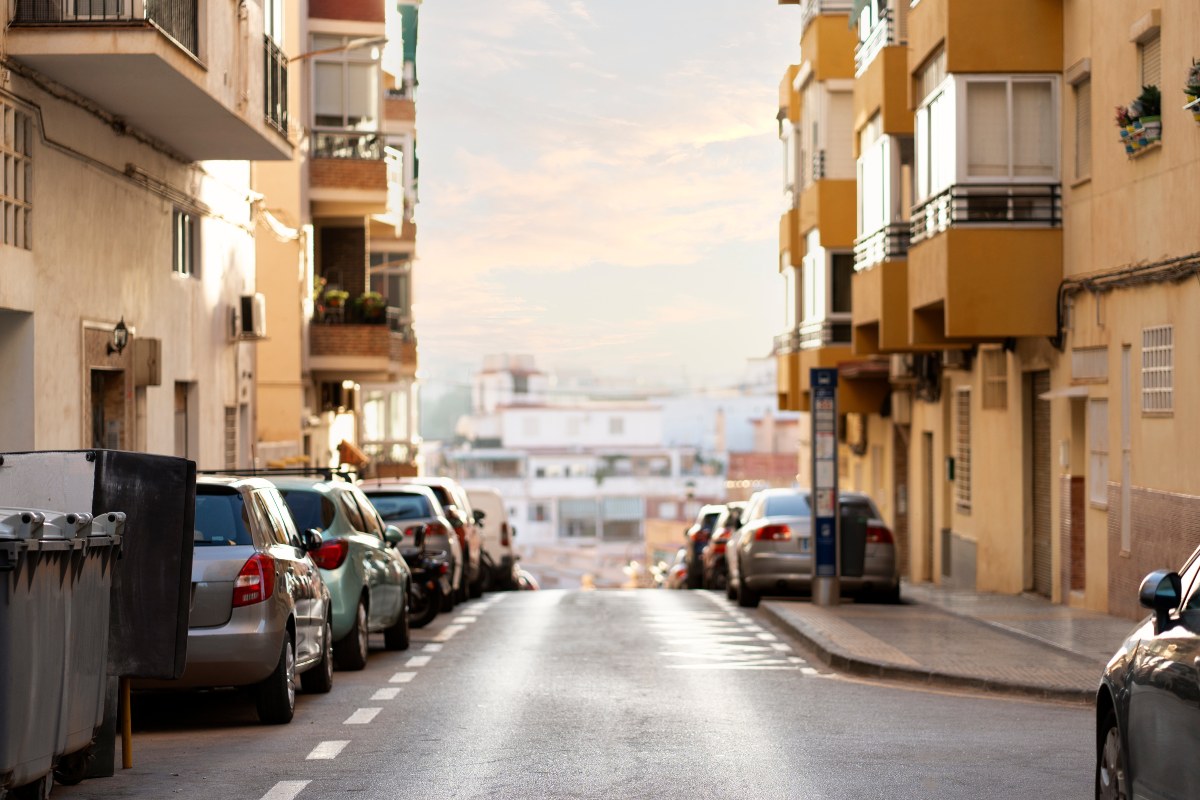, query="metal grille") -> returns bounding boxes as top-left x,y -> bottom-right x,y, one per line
1071,346 -> 1107,382
263,36 -> 289,134
1,102 -> 32,250
224,407 -> 237,469
980,348 -> 1007,410
955,388 -> 971,512
14,0 -> 199,56
1141,325 -> 1173,413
